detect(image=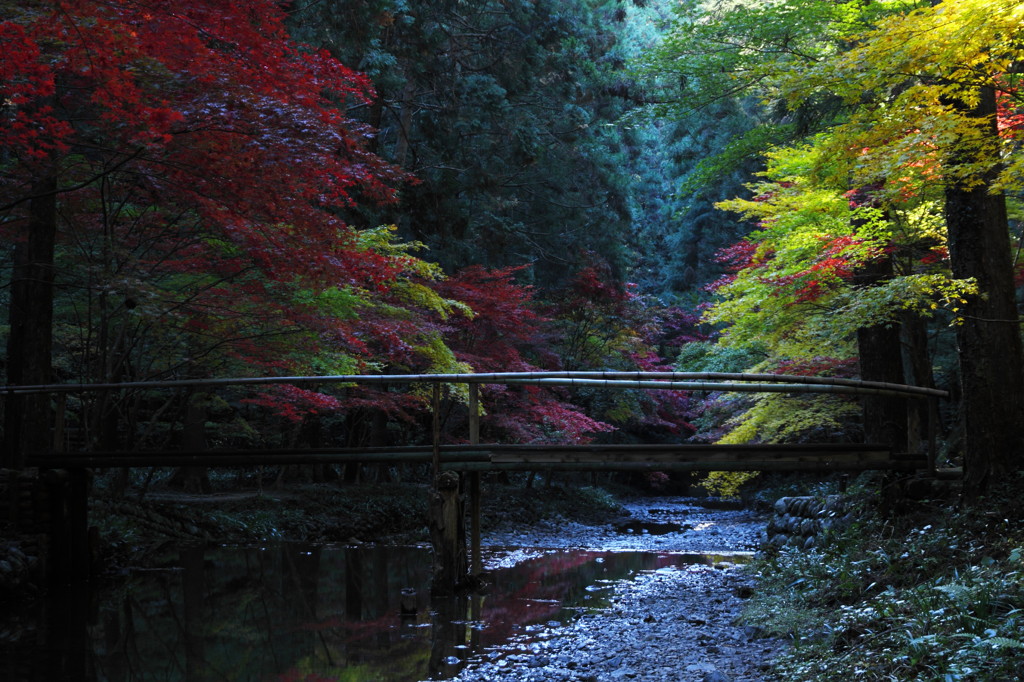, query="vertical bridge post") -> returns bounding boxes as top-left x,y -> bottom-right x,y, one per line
429,382 -> 467,595
431,383 -> 441,479
468,383 -> 481,577
928,396 -> 939,473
